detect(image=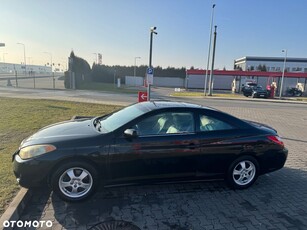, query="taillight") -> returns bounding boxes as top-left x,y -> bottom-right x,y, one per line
267,135 -> 284,147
